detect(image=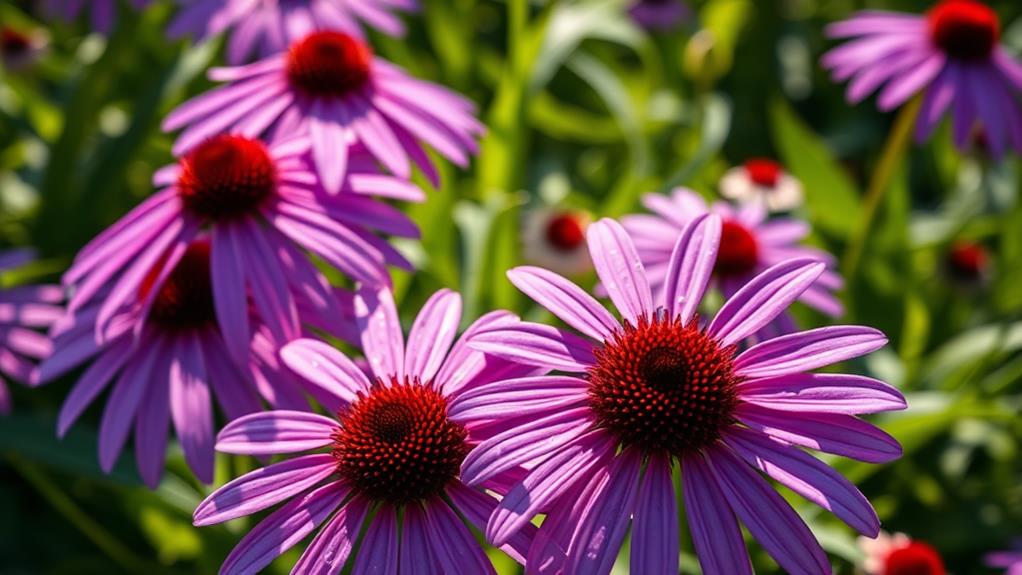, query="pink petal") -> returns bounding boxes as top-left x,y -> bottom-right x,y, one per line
683,453 -> 754,575
404,289 -> 462,383
354,285 -> 405,381
280,338 -> 372,407
507,266 -> 620,341
663,213 -> 721,323
586,218 -> 653,325
216,410 -> 337,455
630,455 -> 679,575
